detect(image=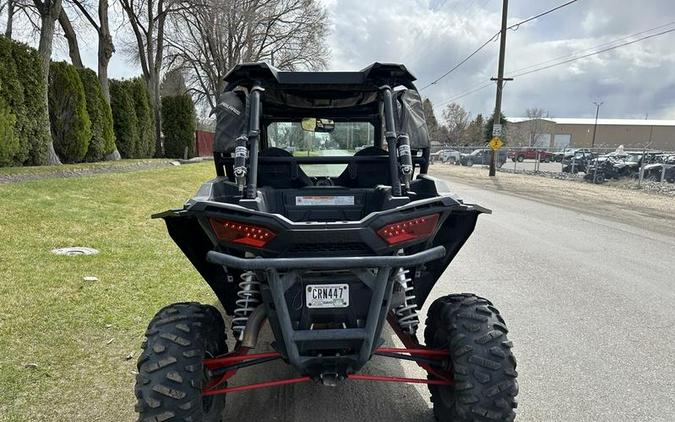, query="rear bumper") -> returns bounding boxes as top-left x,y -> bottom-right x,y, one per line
206,245 -> 446,270
207,246 -> 445,378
